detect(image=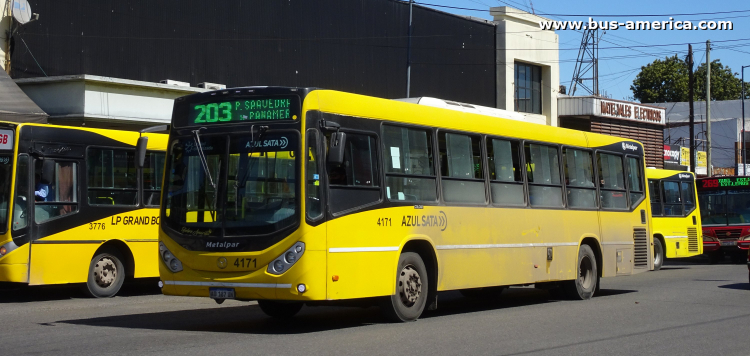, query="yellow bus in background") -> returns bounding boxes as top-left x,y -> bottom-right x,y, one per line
646,169 -> 702,270
158,87 -> 653,321
0,122 -> 166,297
